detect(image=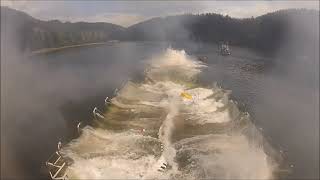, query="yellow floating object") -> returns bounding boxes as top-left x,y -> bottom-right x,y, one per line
180,92 -> 193,100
